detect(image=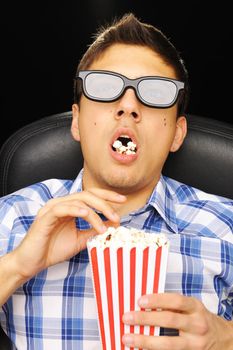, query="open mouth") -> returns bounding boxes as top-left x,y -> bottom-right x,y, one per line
112,135 -> 137,155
